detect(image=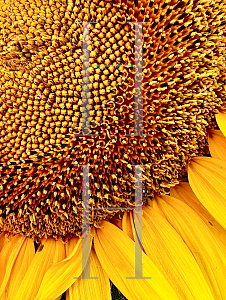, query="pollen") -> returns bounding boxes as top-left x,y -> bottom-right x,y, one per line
0,0 -> 225,240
